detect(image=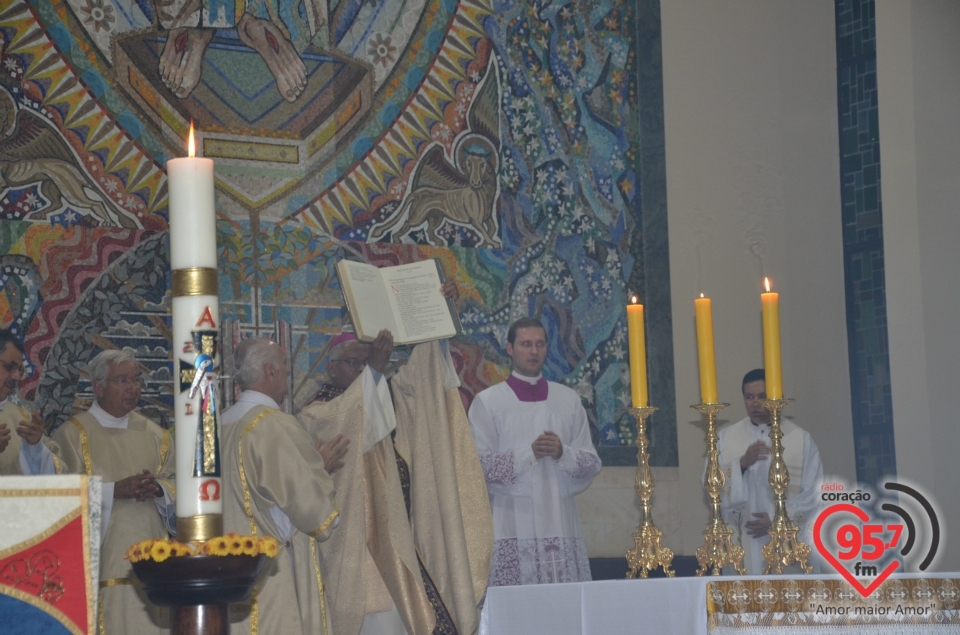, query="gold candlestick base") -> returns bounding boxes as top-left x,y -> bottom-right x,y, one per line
625,406 -> 675,579
692,402 -> 745,576
759,397 -> 813,574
